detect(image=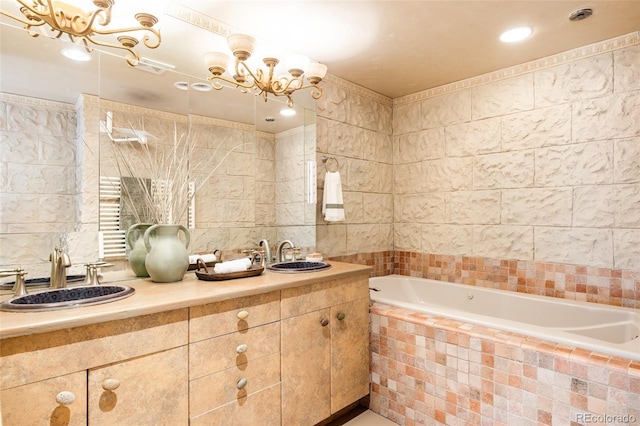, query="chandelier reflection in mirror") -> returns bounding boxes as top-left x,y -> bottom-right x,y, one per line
0,0 -> 161,66
204,33 -> 328,108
